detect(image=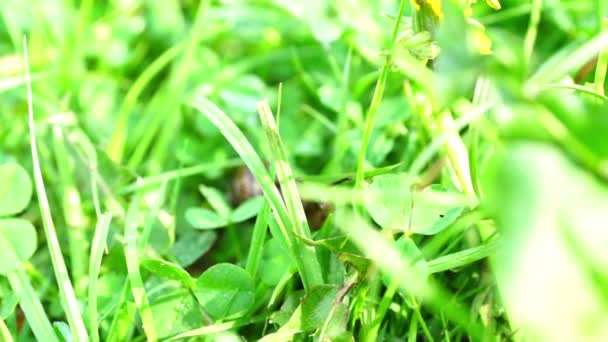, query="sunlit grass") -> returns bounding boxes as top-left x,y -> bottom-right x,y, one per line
0,1 -> 606,341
